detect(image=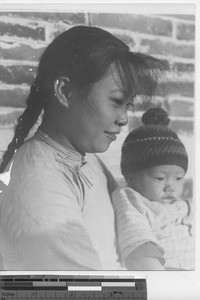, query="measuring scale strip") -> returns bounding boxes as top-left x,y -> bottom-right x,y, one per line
0,290 -> 147,300
0,277 -> 147,300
